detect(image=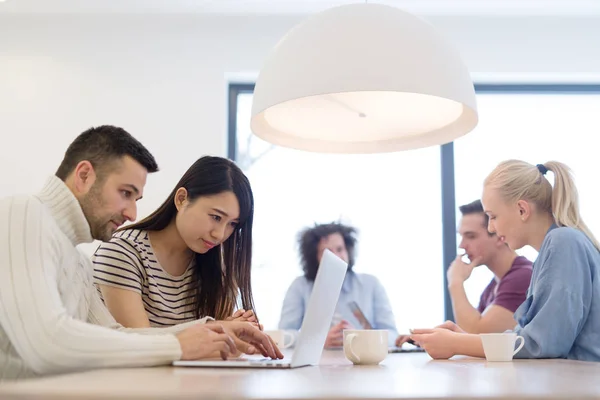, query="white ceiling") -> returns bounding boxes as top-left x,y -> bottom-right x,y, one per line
1,0 -> 600,15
